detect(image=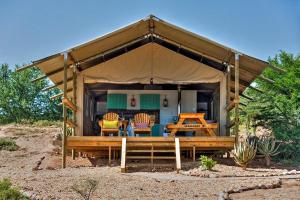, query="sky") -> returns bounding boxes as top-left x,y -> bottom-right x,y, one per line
0,0 -> 299,67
